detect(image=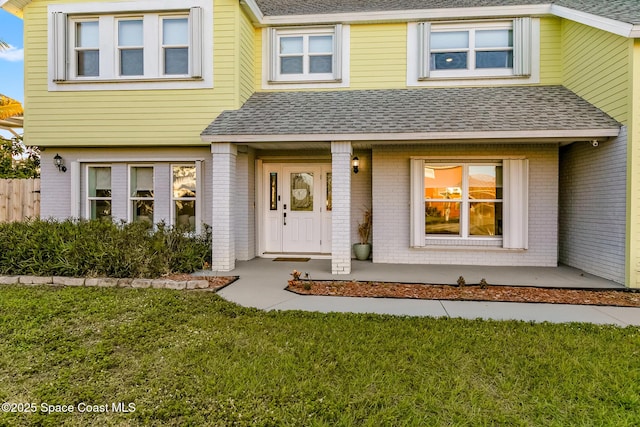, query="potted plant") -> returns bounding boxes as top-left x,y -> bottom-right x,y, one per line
353,208 -> 372,260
